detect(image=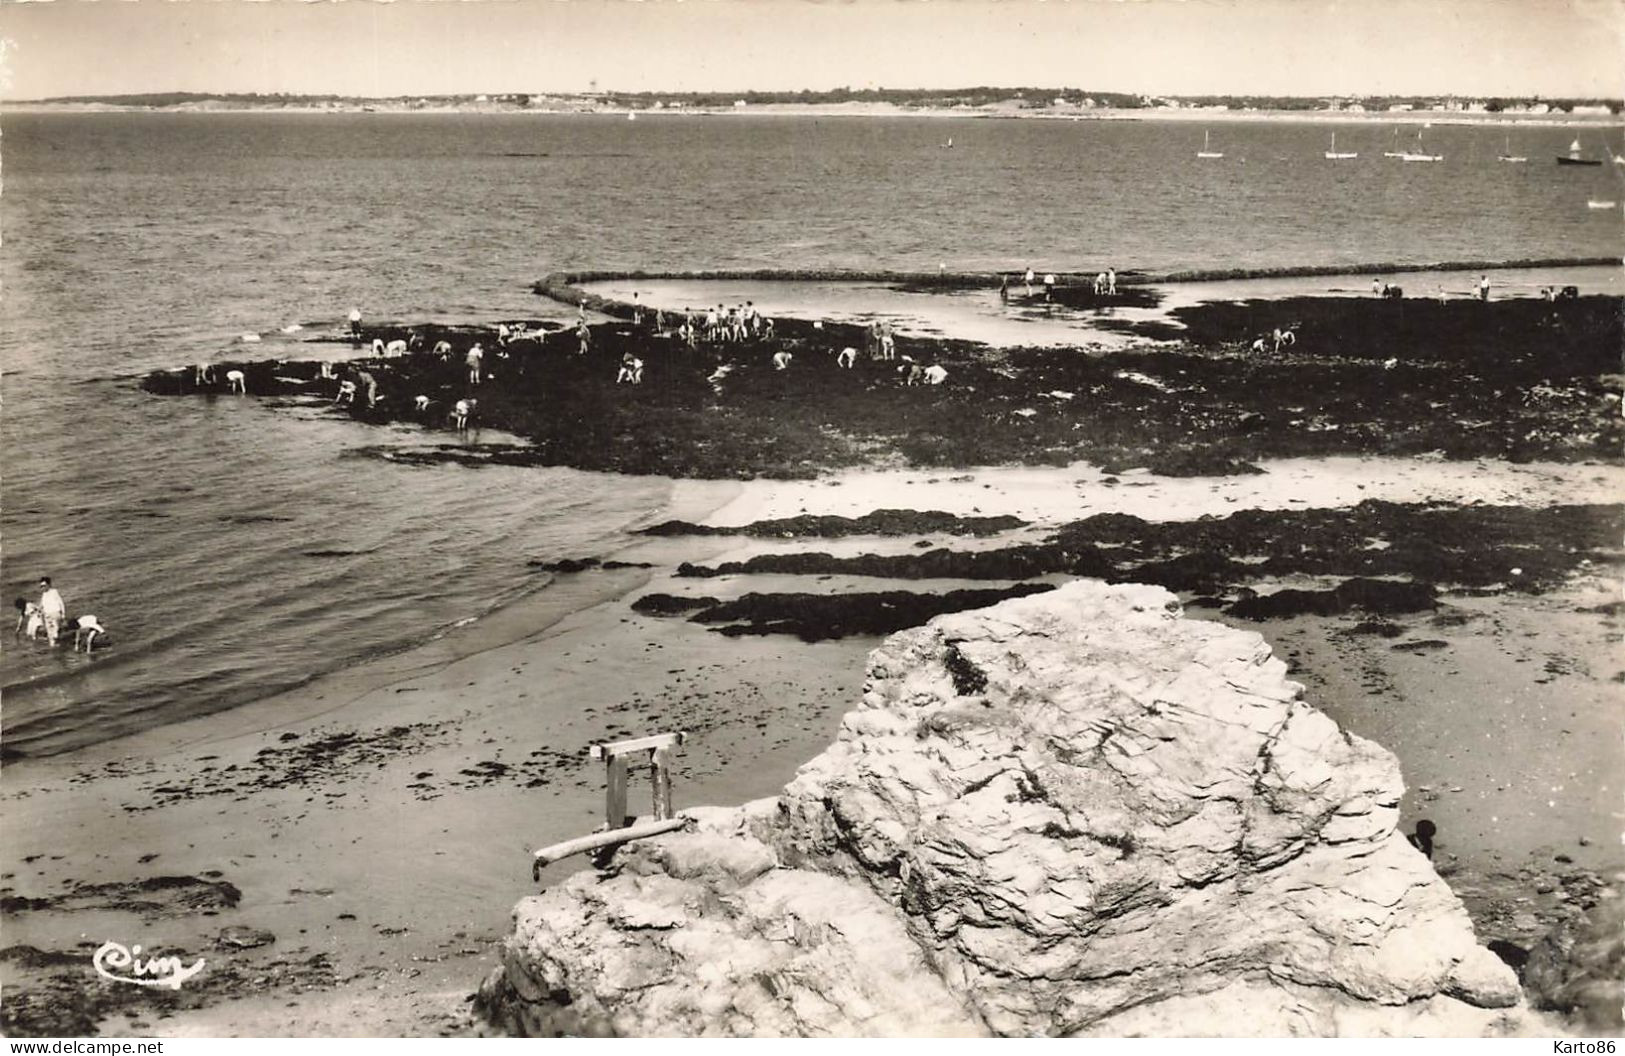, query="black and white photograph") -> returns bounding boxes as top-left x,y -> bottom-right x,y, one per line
1,0 -> 1621,1040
